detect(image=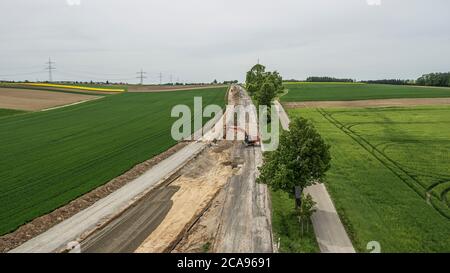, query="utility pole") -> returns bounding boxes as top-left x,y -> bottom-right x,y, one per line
136,69 -> 147,85
46,57 -> 56,82
159,72 -> 163,85
170,74 -> 173,85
